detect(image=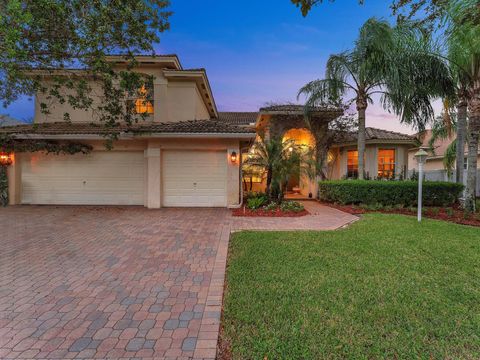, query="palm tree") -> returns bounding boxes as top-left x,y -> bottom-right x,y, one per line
244,136 -> 301,202
299,18 -> 394,179
299,18 -> 450,180
446,0 -> 480,211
